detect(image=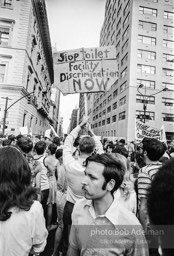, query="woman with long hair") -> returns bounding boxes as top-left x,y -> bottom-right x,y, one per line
0,146 -> 48,256
113,153 -> 137,215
